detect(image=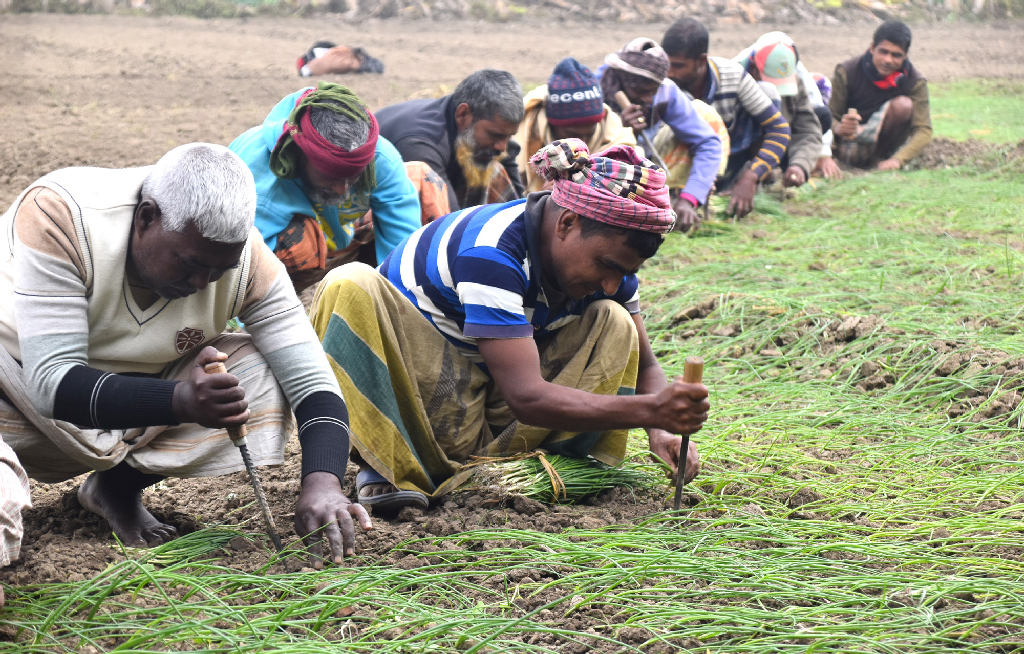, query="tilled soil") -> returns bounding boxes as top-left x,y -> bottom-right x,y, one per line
1,14 -> 1022,208
915,136 -> 1024,170
0,448 -> 674,586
